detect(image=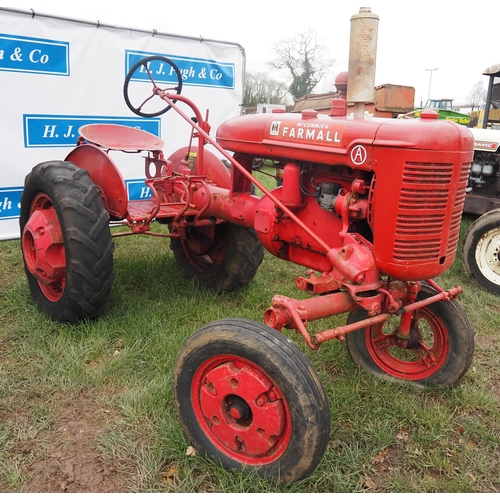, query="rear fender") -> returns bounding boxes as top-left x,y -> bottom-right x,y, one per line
167,146 -> 231,189
65,144 -> 128,220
